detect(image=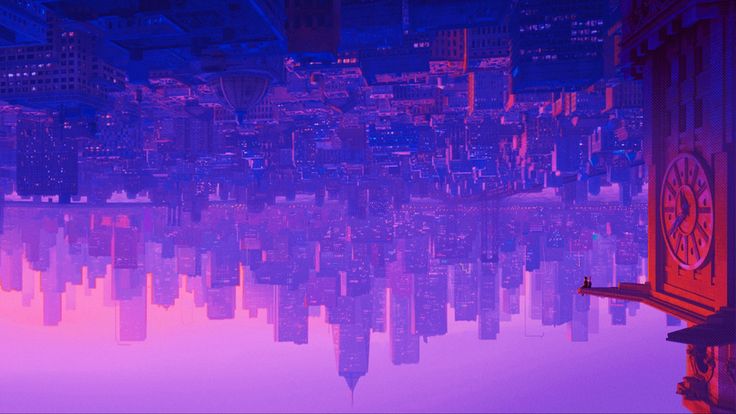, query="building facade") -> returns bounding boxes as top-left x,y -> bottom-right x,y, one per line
623,0 -> 735,318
